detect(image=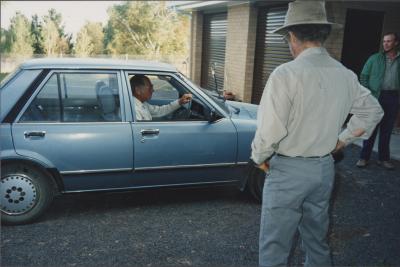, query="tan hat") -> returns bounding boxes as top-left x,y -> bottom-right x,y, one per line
272,0 -> 342,35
